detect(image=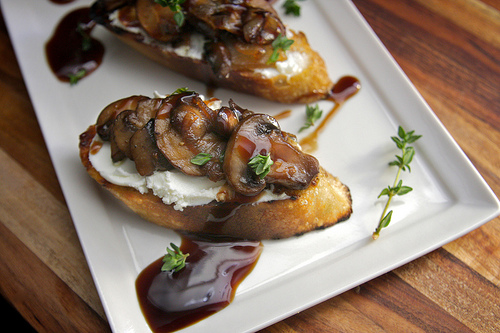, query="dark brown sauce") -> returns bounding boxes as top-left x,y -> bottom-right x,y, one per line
136,234 -> 262,332
299,76 -> 361,153
206,186 -> 265,229
274,109 -> 292,120
45,7 -> 104,84
205,84 -> 217,99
